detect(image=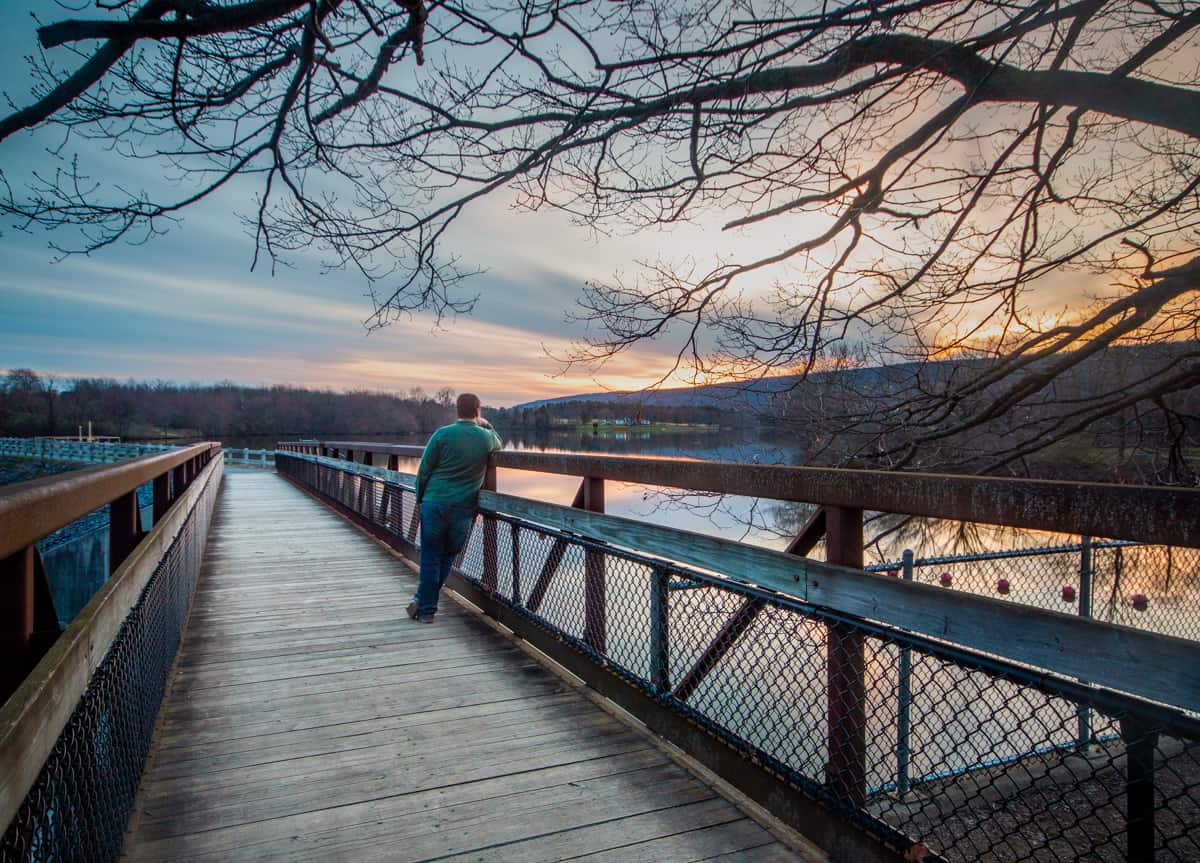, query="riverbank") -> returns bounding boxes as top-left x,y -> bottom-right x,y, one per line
570,420 -> 720,434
